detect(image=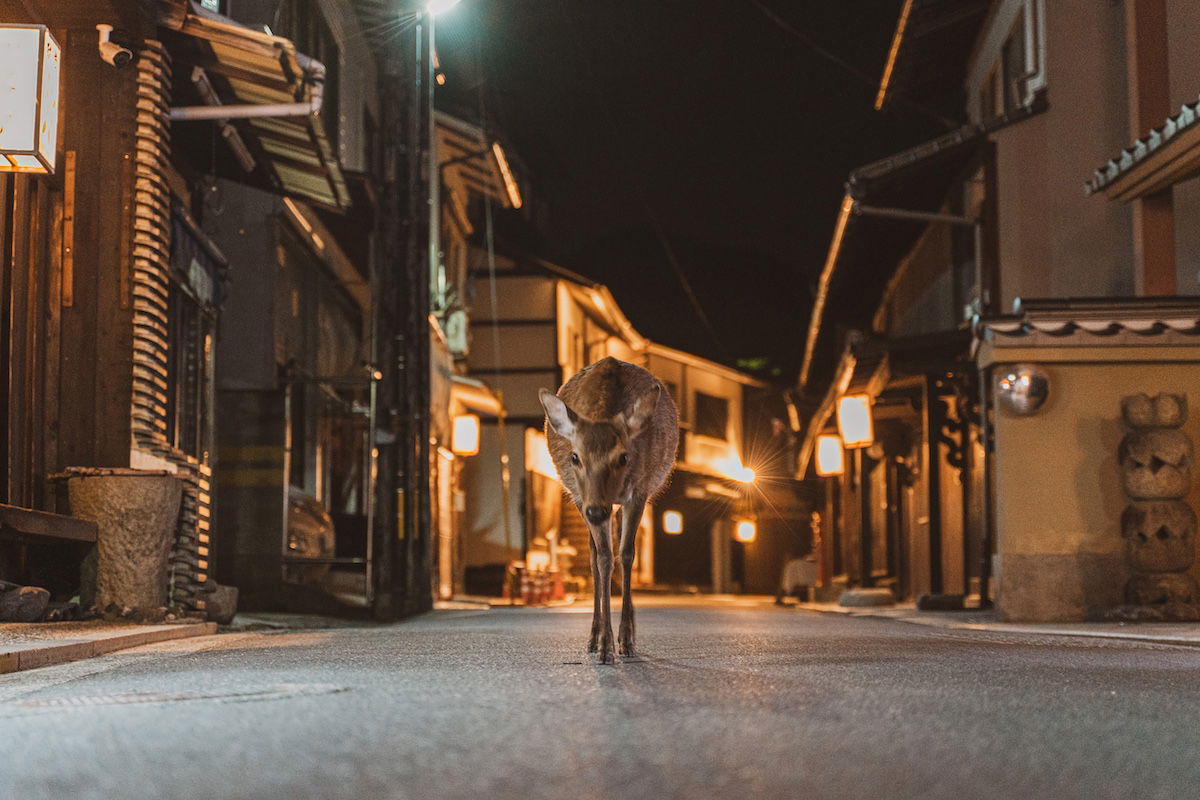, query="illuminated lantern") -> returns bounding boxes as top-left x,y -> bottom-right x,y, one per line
733,518 -> 757,543
451,414 -> 480,456
837,394 -> 874,449
662,510 -> 683,534
815,433 -> 845,477
0,24 -> 61,174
